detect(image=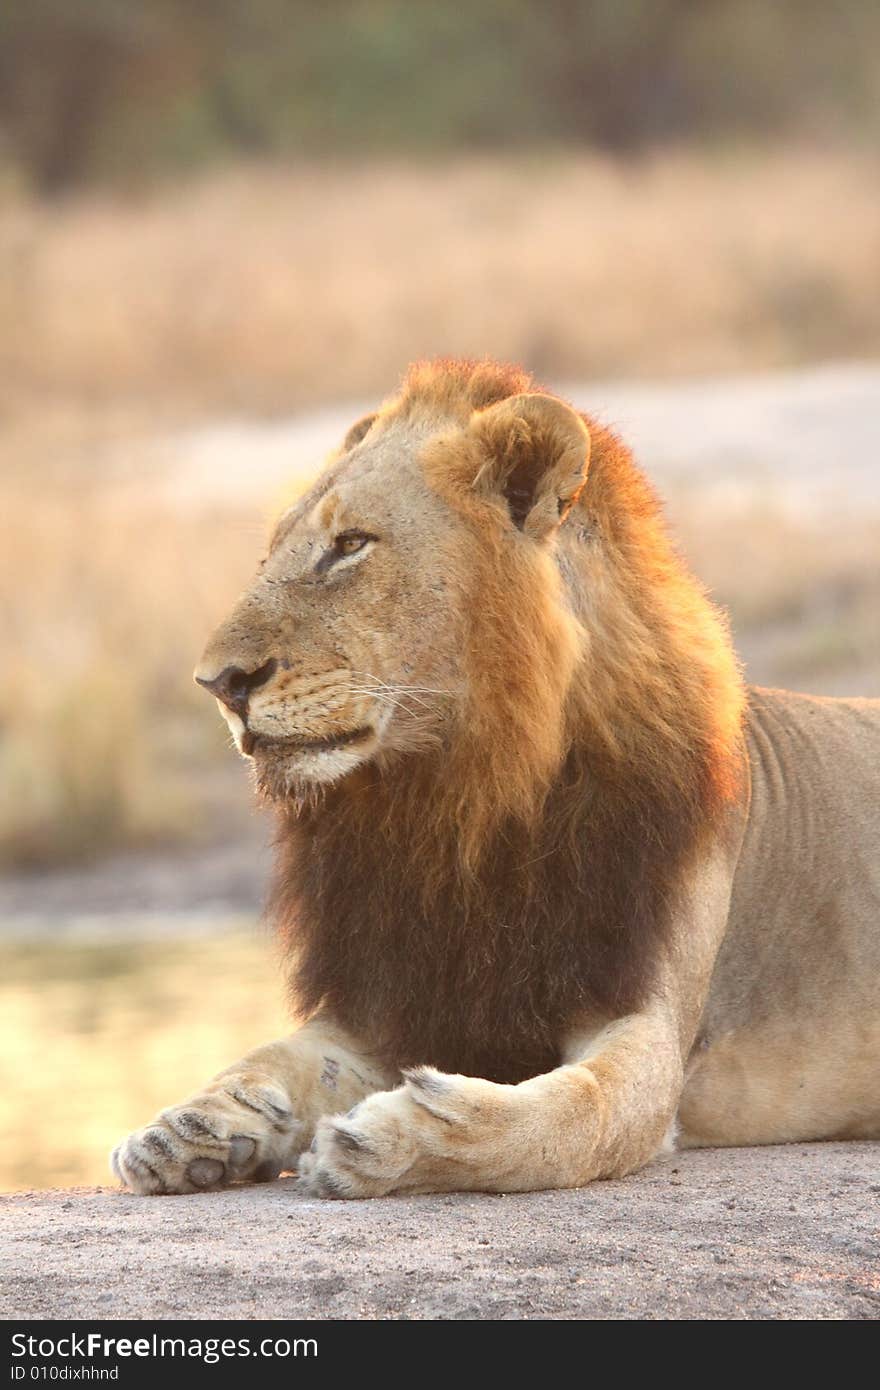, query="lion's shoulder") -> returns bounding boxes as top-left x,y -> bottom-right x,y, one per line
745,683 -> 880,771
